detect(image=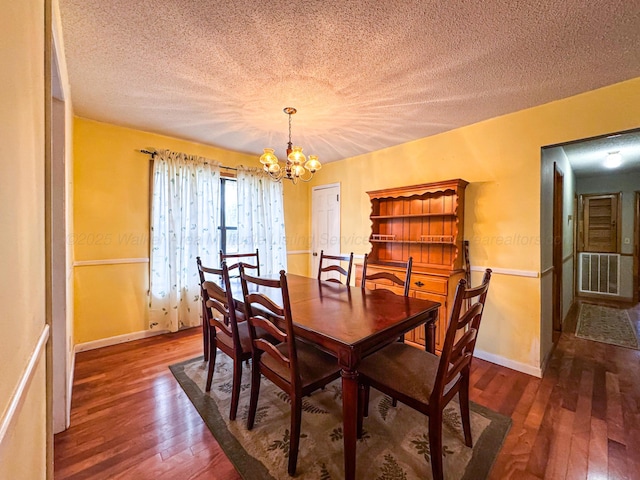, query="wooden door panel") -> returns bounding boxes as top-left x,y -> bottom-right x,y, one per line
582,193 -> 619,253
